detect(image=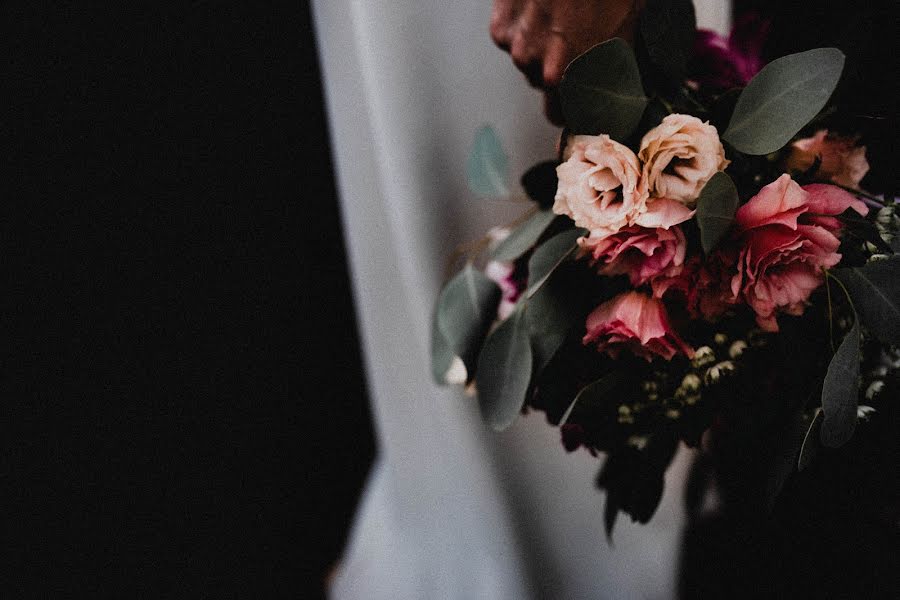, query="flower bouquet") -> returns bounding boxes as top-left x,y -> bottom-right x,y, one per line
433,17 -> 898,534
